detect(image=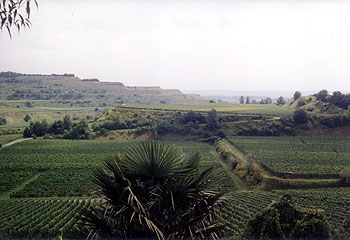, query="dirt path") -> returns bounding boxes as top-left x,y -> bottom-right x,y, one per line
2,138 -> 33,147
